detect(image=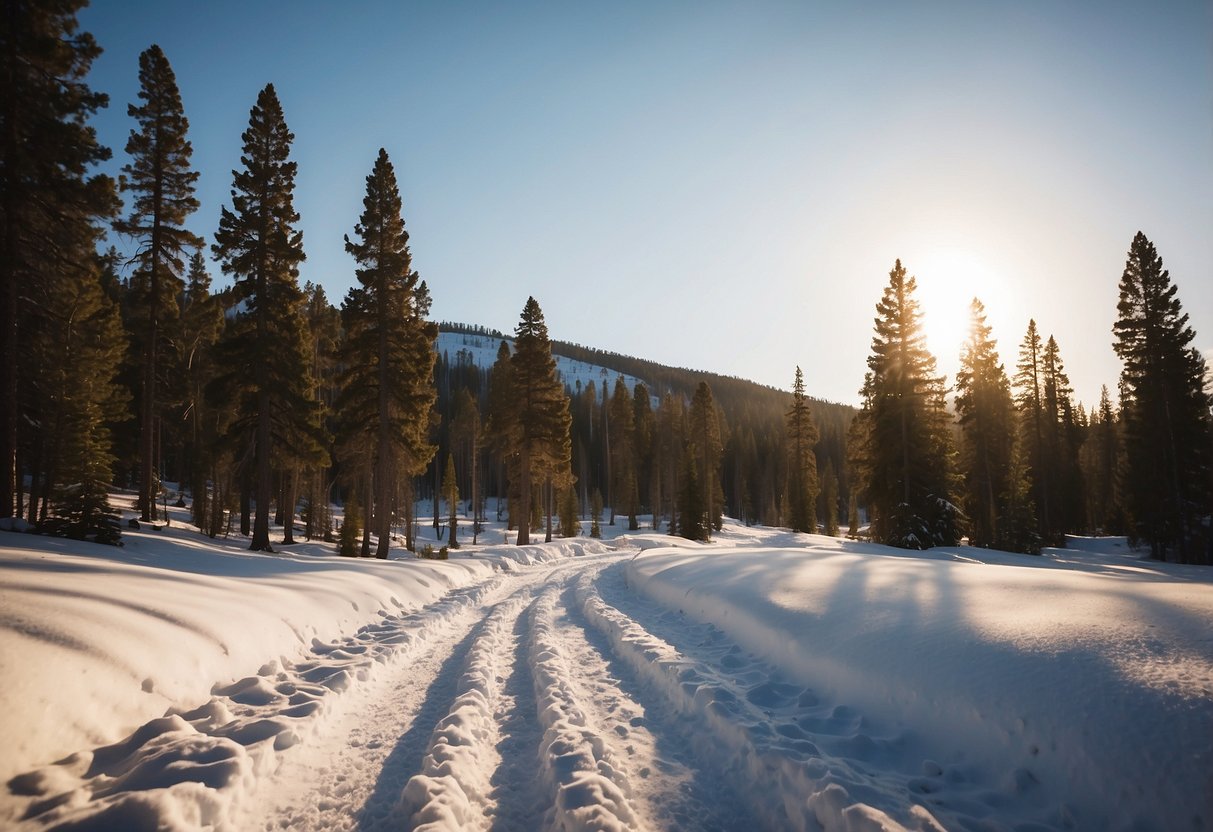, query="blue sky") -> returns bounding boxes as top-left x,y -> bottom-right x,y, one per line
80,0 -> 1212,407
